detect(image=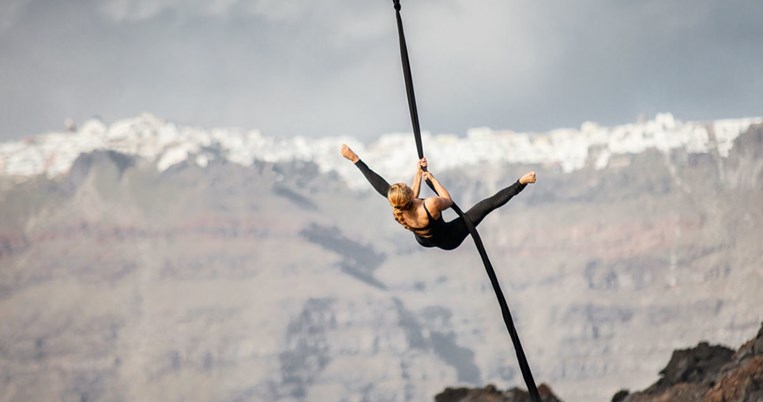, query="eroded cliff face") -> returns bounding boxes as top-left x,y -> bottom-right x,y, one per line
1,125 -> 762,402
